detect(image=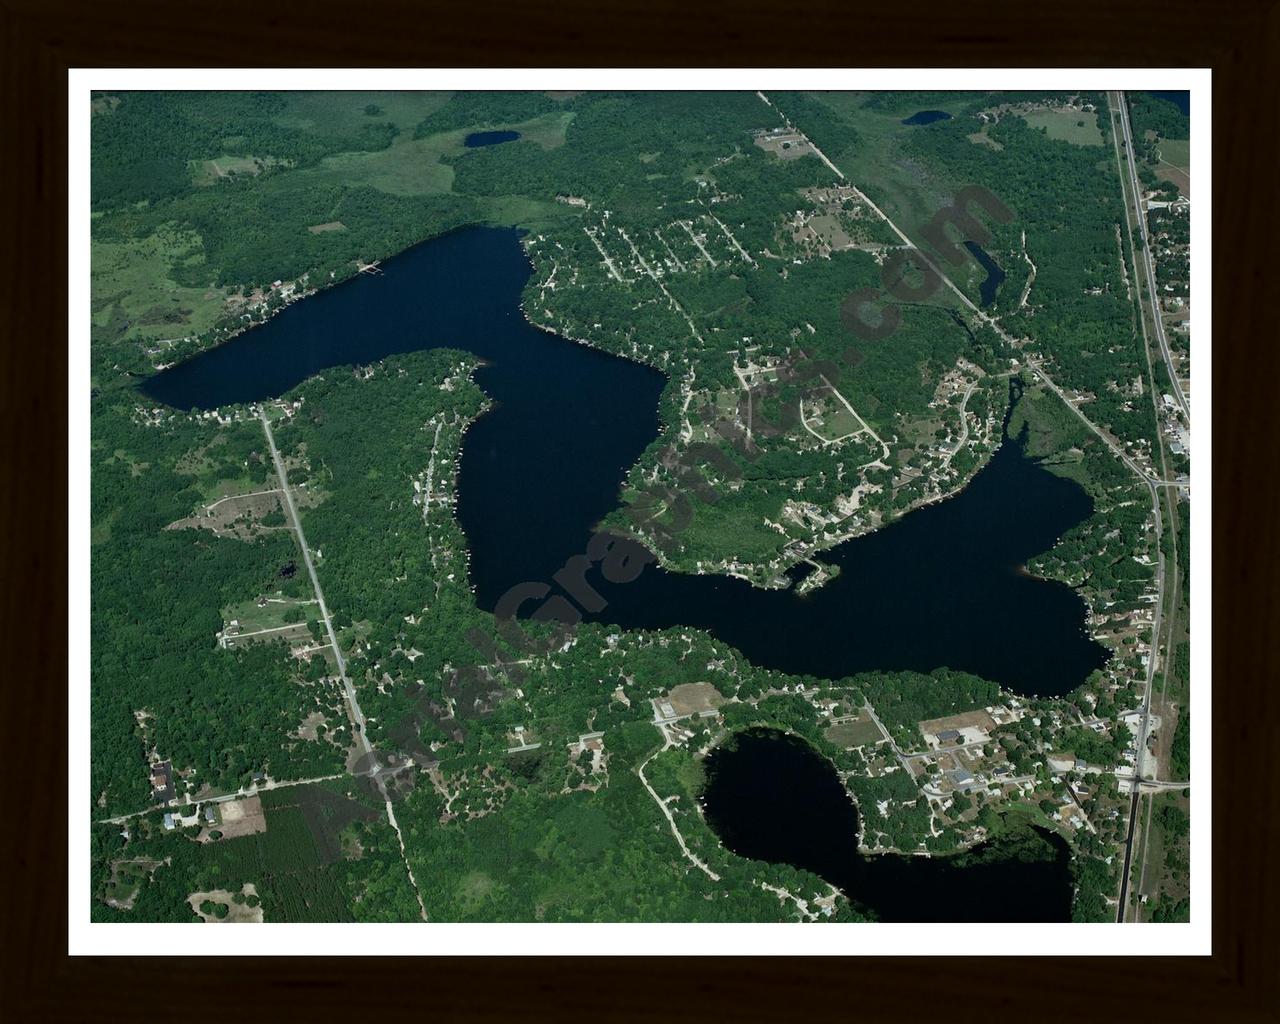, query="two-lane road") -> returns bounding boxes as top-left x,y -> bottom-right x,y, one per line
259,407 -> 428,919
